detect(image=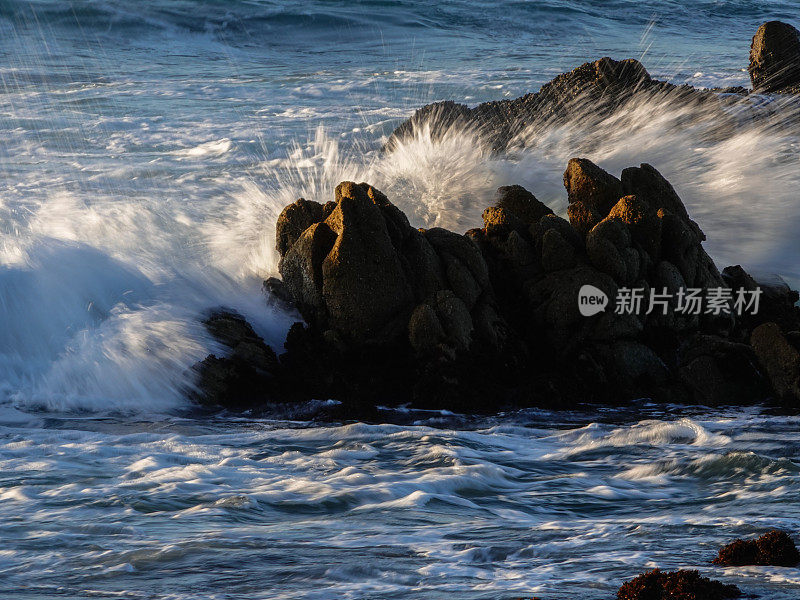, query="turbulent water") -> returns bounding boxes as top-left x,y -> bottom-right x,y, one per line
1,0 -> 800,598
